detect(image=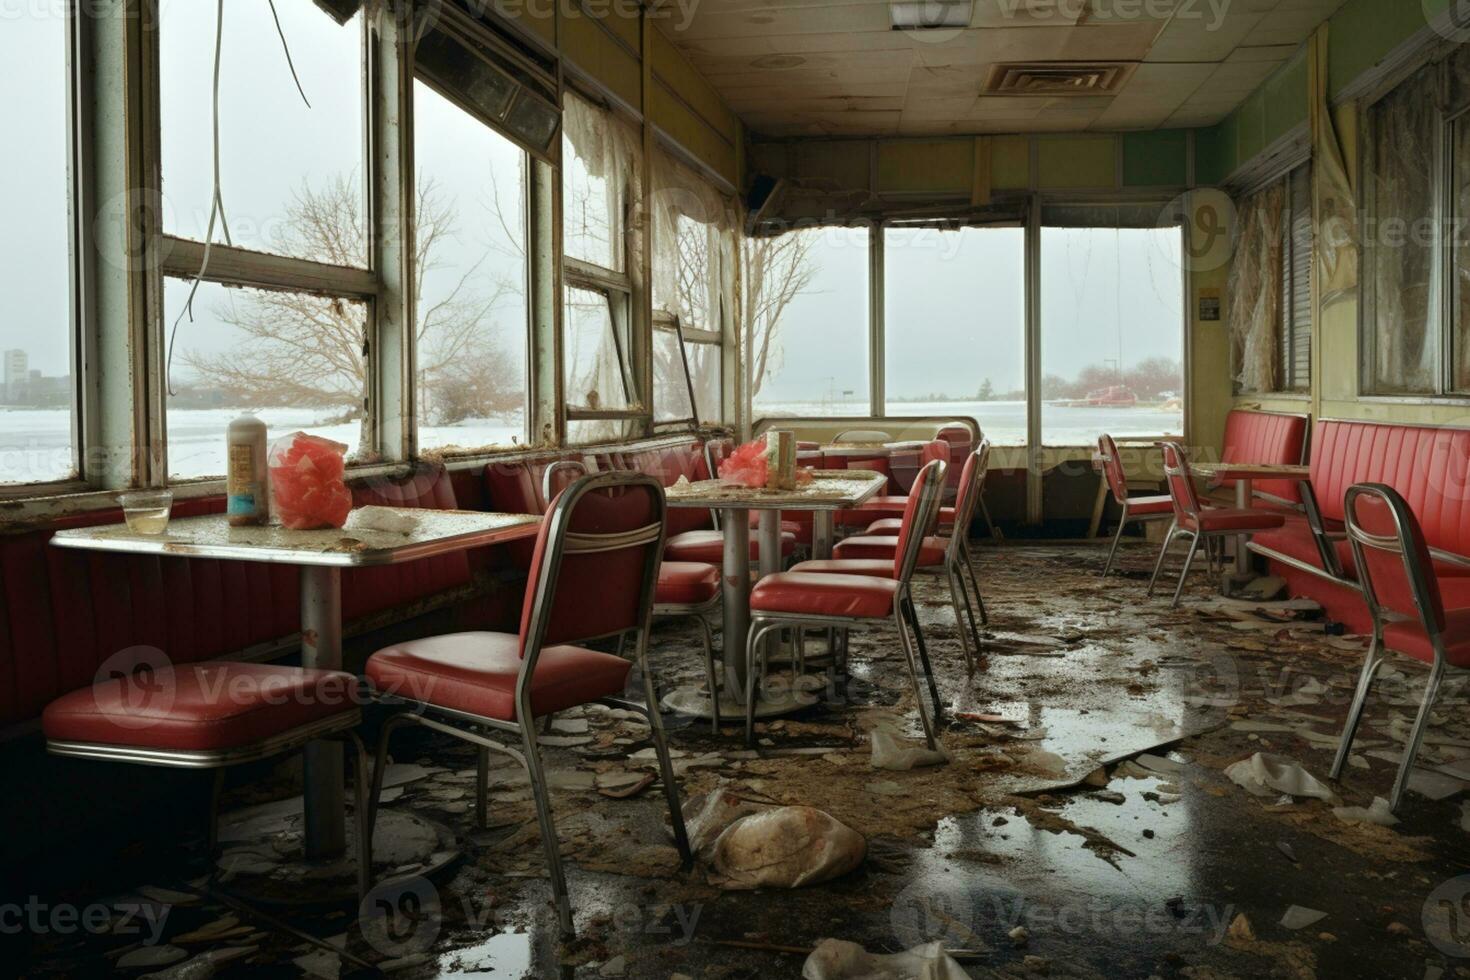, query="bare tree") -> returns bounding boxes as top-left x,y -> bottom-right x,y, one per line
743,231 -> 816,400
181,174 -> 522,448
